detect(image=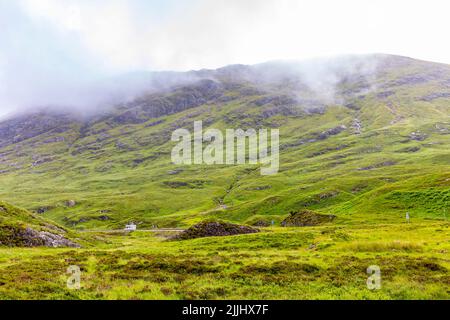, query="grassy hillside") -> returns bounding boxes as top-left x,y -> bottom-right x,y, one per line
0,200 -> 84,247
0,54 -> 448,230
0,54 -> 448,300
